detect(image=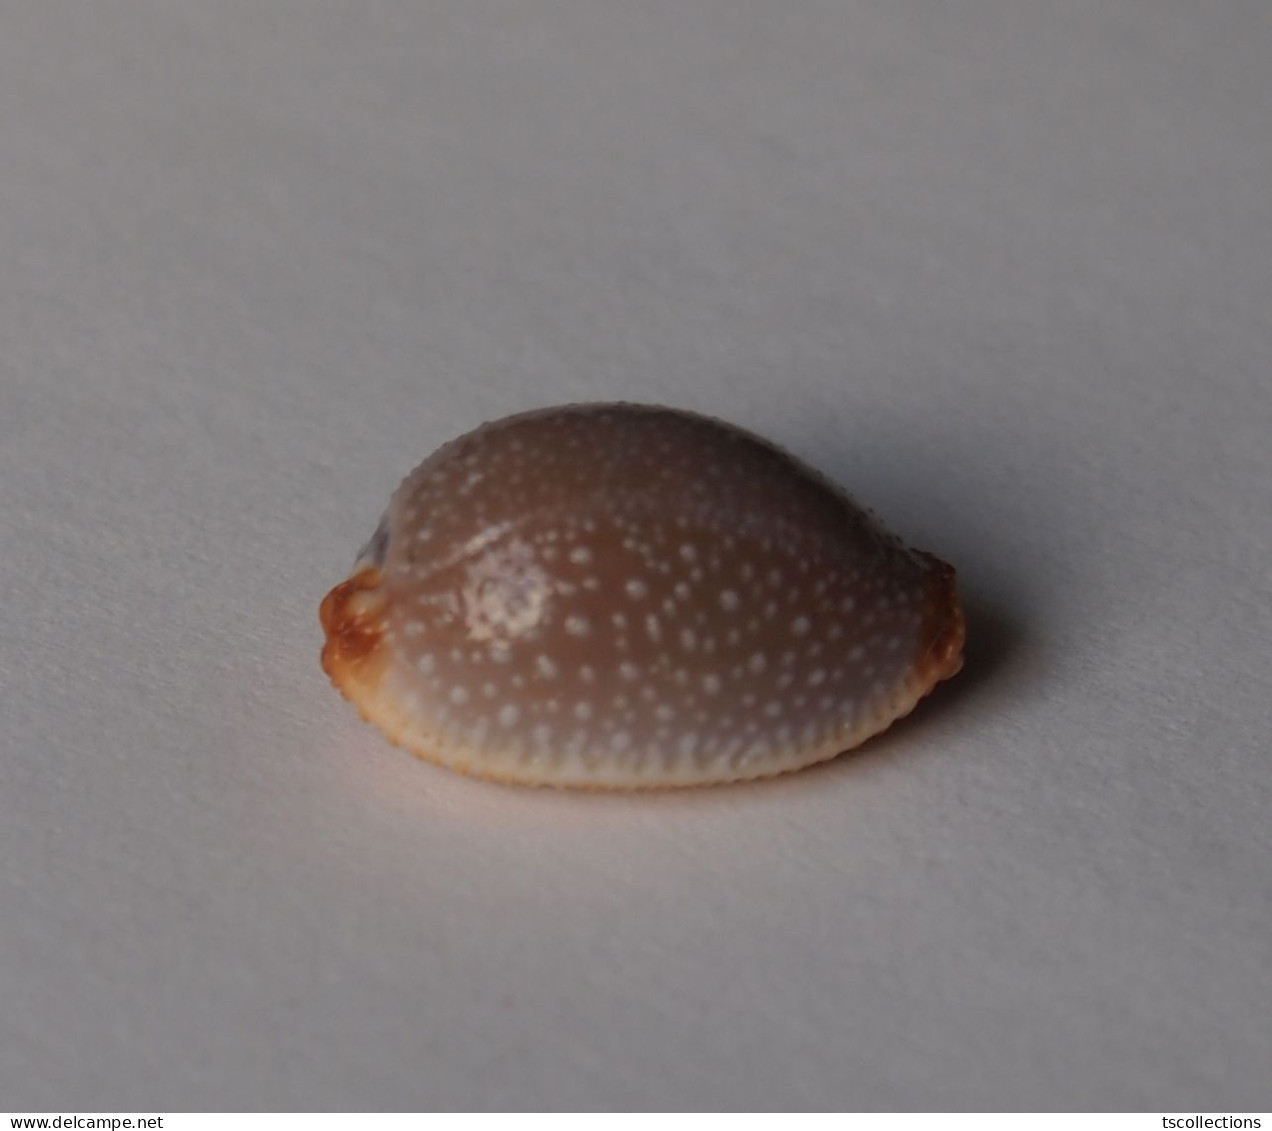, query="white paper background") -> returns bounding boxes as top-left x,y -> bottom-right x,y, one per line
2,1 -> 1269,1111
